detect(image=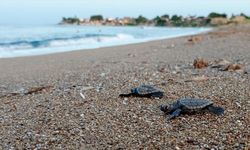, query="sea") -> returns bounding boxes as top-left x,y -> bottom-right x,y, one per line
0,25 -> 211,58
